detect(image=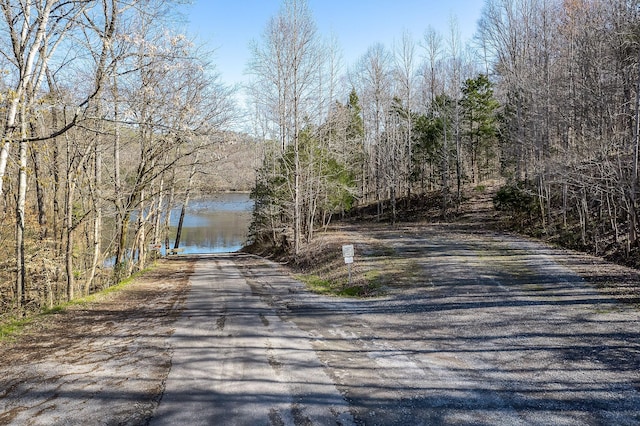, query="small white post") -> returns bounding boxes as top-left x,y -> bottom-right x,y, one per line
342,244 -> 355,286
